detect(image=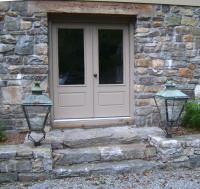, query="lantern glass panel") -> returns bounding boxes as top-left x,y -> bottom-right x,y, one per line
24,106 -> 50,131
166,99 -> 186,122
155,97 -> 187,123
